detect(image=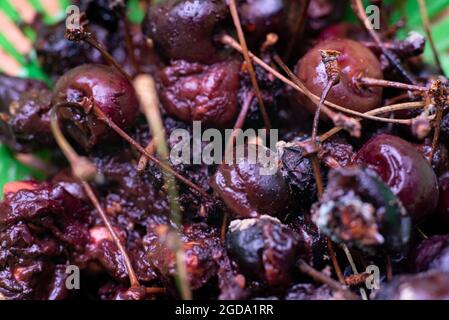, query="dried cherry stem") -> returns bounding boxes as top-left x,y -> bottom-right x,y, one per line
134,74 -> 161,172
225,92 -> 254,154
351,0 -> 416,84
137,140 -> 156,172
81,180 -> 140,288
118,5 -> 140,75
319,101 -> 427,142
428,79 -> 448,161
49,104 -> 97,181
327,238 -> 346,285
357,77 -> 426,92
134,75 -> 192,300
65,24 -> 131,82
416,227 -> 429,240
312,50 -> 342,141
14,153 -> 58,176
284,0 -> 311,61
429,107 -> 444,161
273,54 -> 360,136
146,287 -> 166,295
220,34 -> 415,125
345,273 -> 369,287
342,244 -> 368,300
227,0 -> 272,130
417,0 -> 445,76
50,105 -> 140,288
92,106 -> 210,200
297,259 -> 358,300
